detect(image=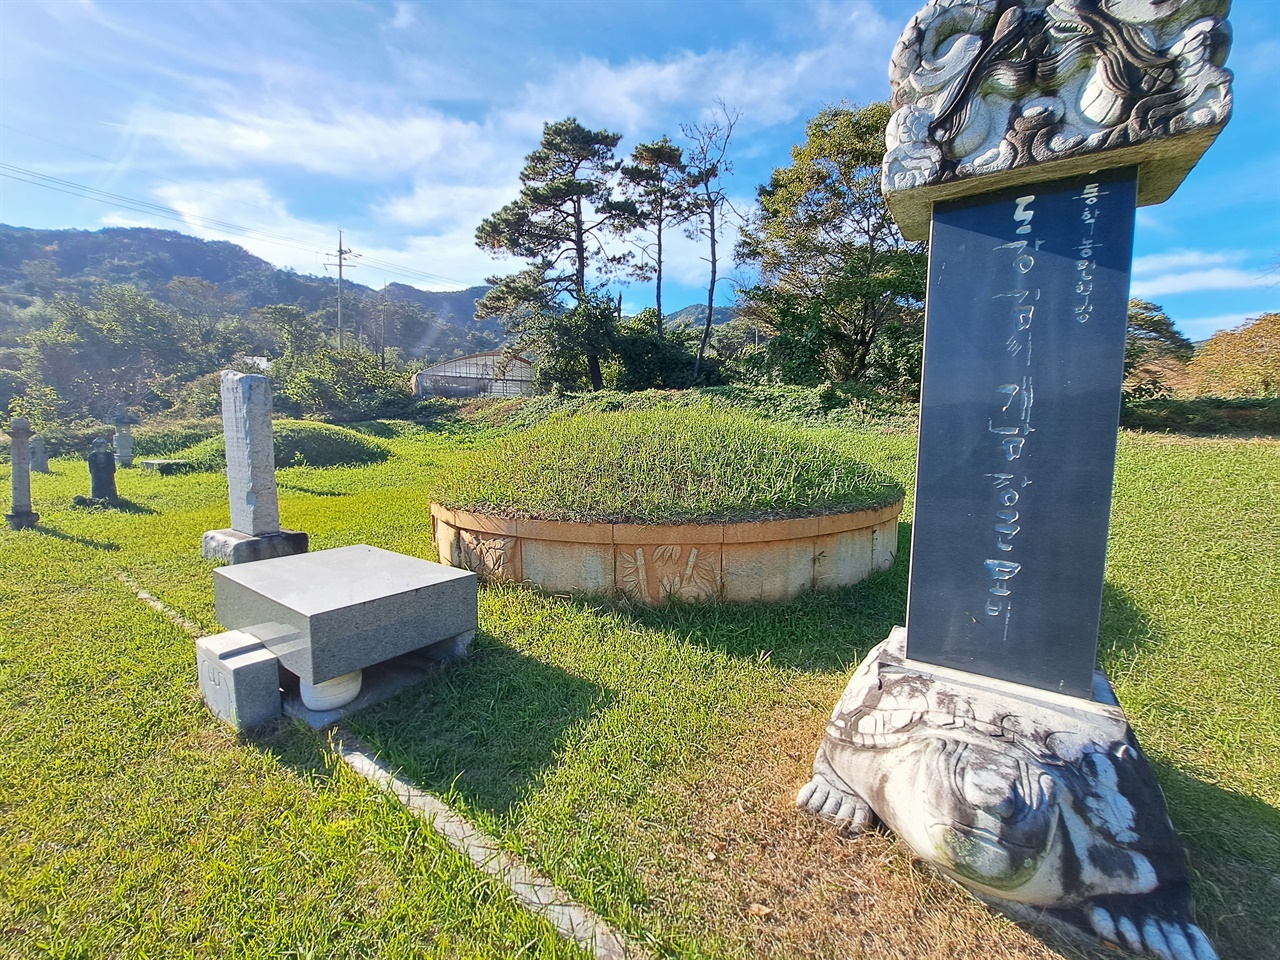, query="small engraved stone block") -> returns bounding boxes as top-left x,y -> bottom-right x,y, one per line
213,545 -> 478,685
196,628 -> 290,731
